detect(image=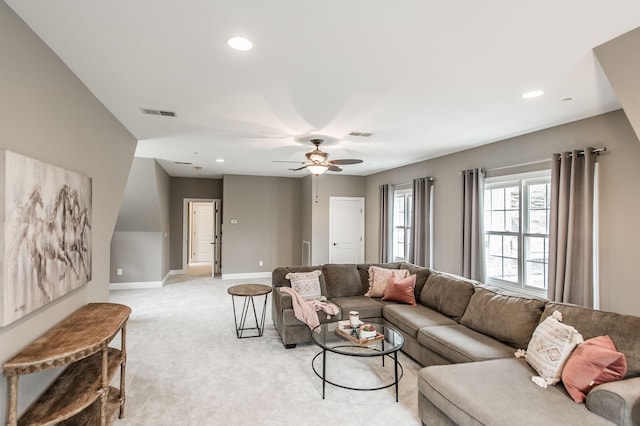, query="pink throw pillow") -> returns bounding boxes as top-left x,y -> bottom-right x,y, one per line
561,335 -> 627,403
382,274 -> 417,305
